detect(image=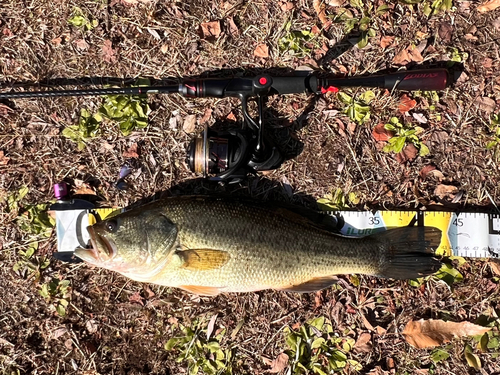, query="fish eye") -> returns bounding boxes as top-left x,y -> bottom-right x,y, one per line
105,219 -> 119,233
